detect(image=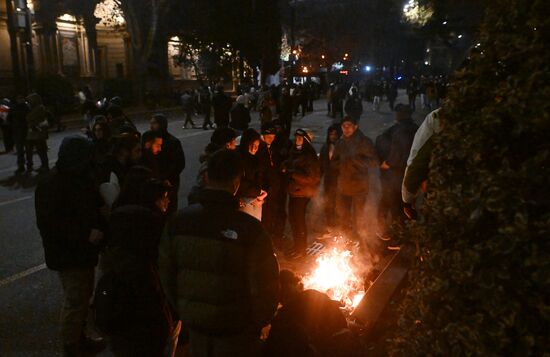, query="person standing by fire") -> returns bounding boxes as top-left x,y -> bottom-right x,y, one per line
283,129 -> 321,259
159,149 -> 279,356
332,116 -> 378,242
